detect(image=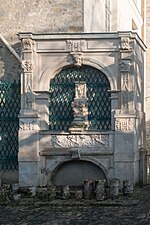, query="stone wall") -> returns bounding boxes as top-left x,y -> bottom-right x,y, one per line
1,0 -> 83,43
